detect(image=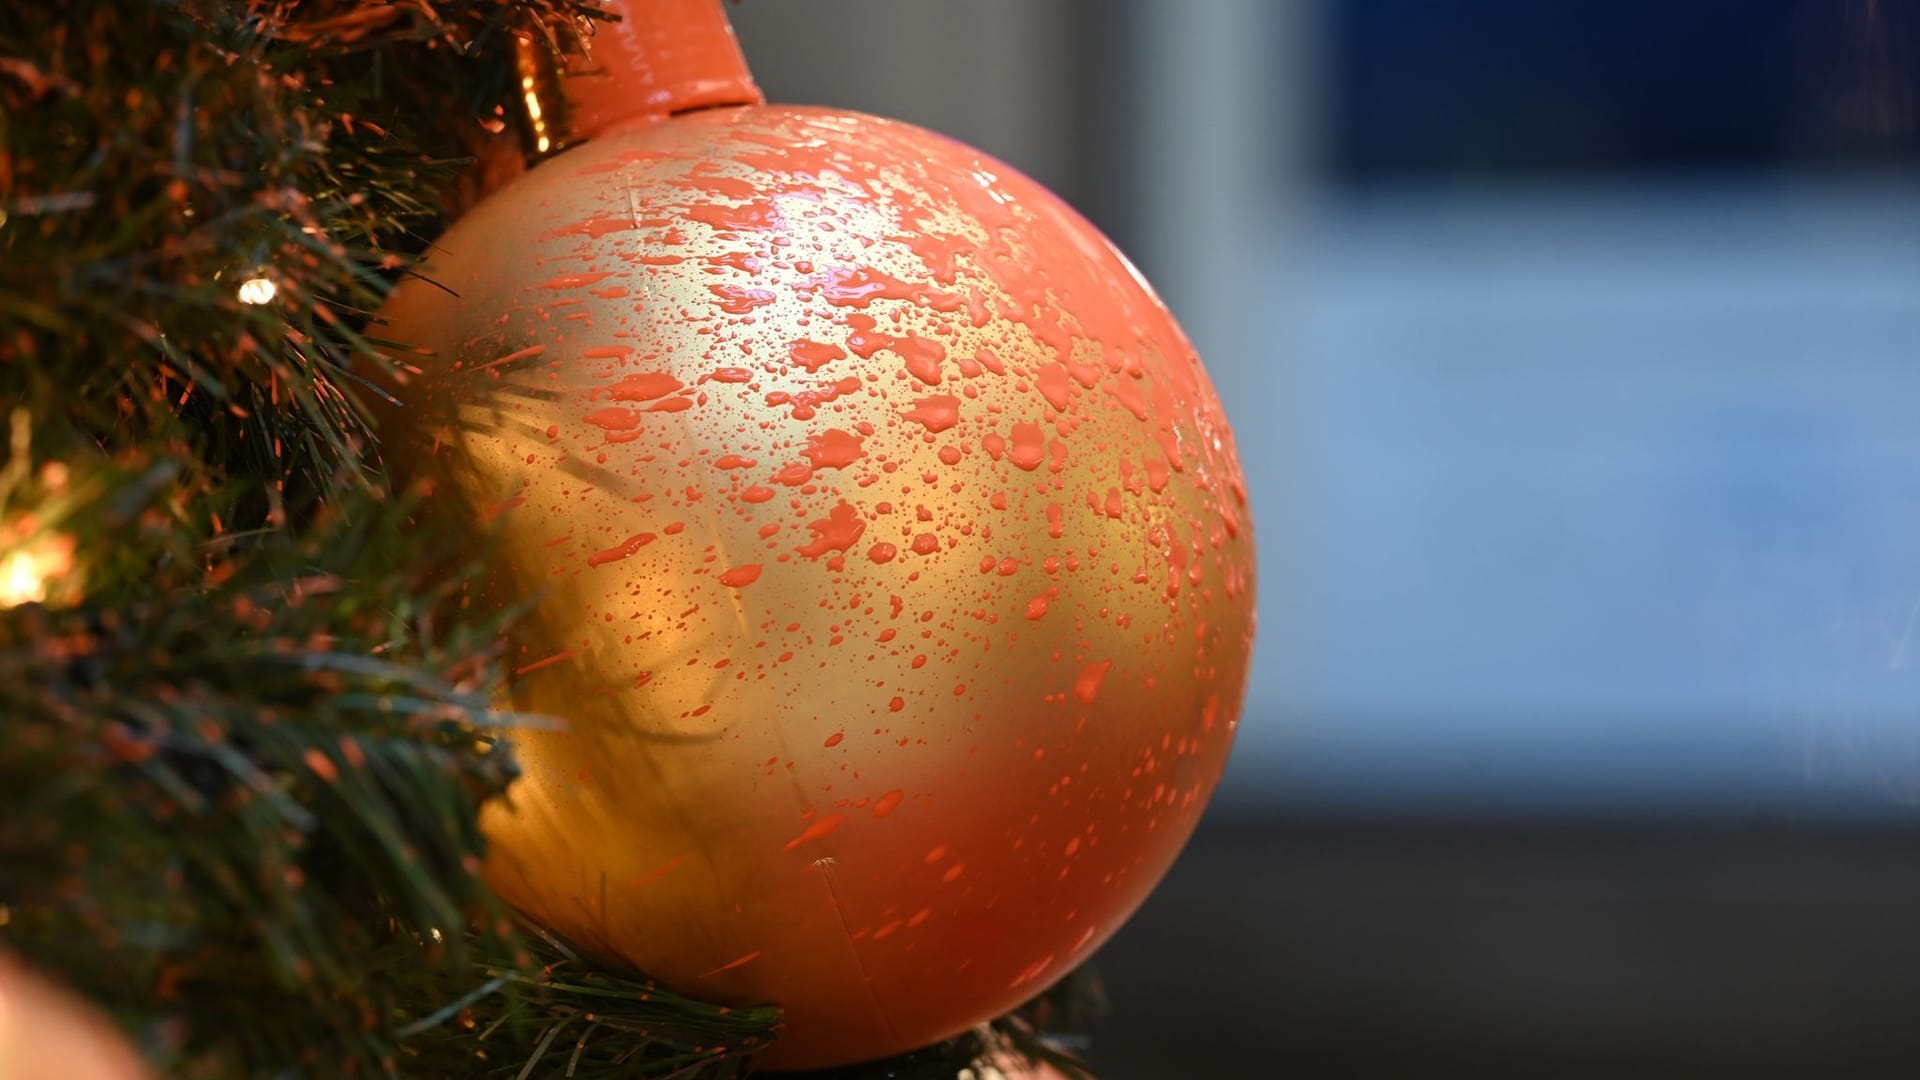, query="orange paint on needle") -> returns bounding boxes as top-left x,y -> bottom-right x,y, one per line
783,812 -> 847,850
700,949 -> 763,977
516,648 -> 583,676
